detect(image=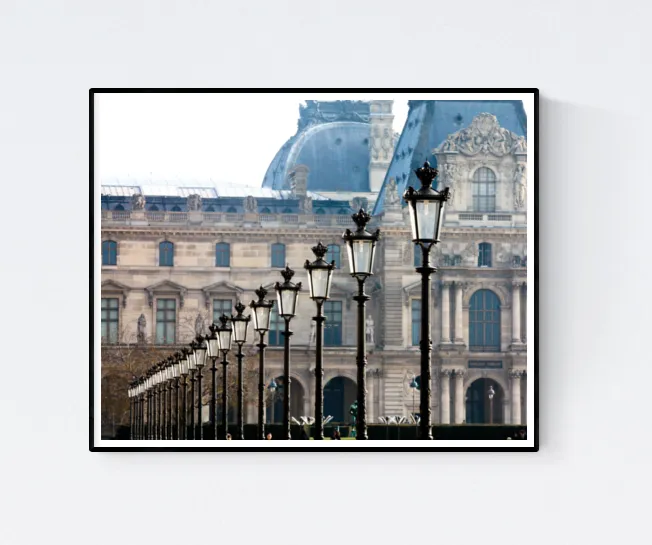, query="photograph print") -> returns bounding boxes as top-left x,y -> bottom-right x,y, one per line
93,90 -> 537,451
